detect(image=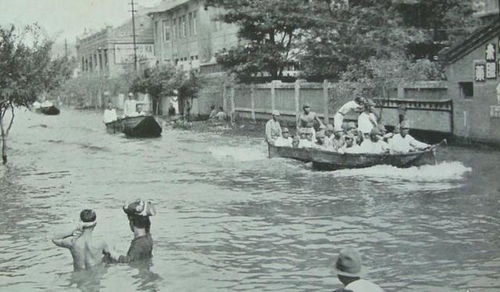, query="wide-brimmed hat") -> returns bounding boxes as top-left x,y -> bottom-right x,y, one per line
302,103 -> 311,109
123,199 -> 156,217
272,110 -> 280,116
400,120 -> 410,129
334,247 -> 363,277
282,127 -> 289,133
